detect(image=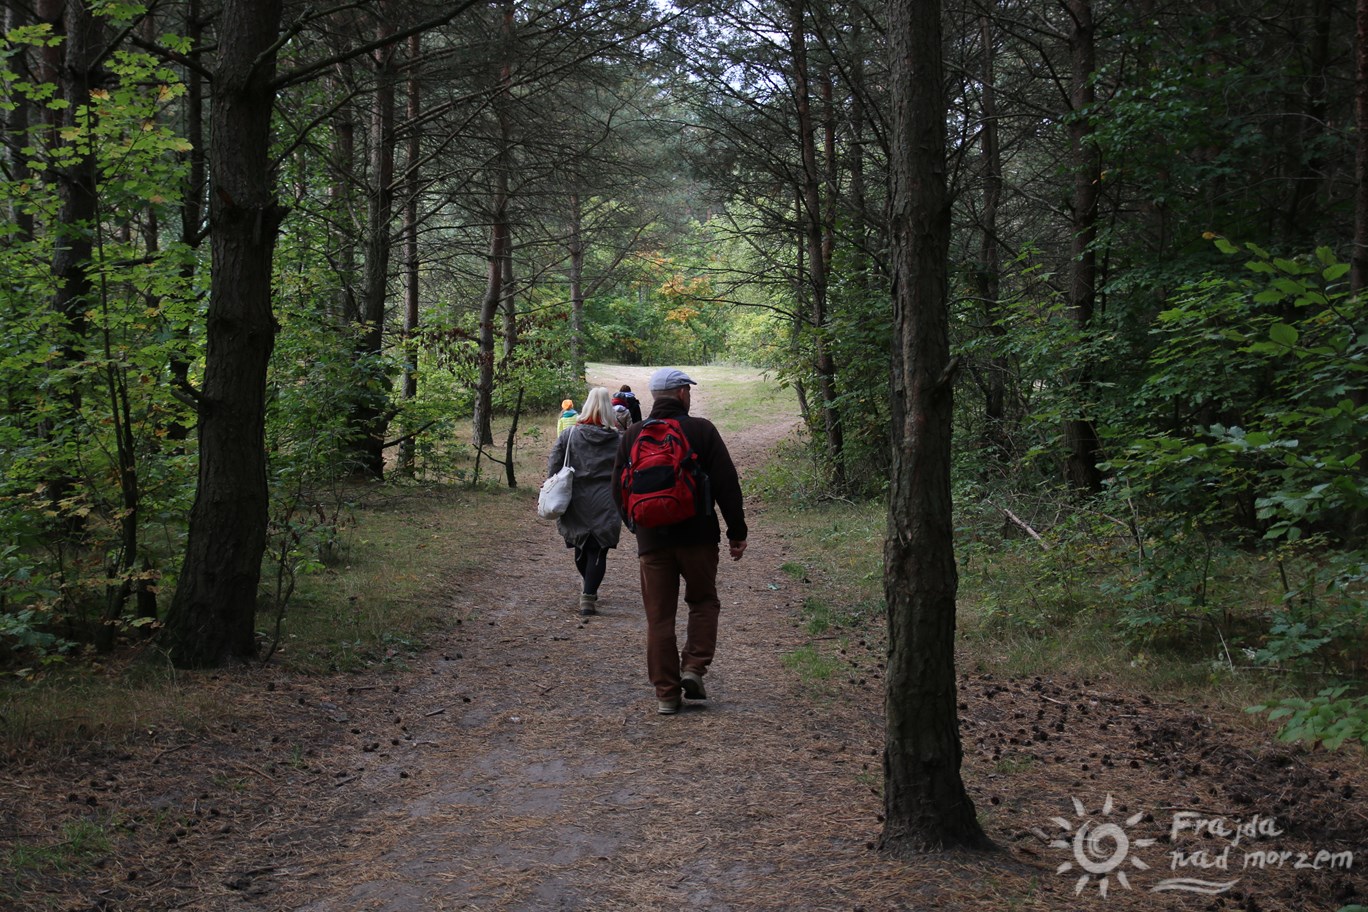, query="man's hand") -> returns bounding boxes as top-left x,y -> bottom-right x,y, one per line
728,539 -> 747,561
